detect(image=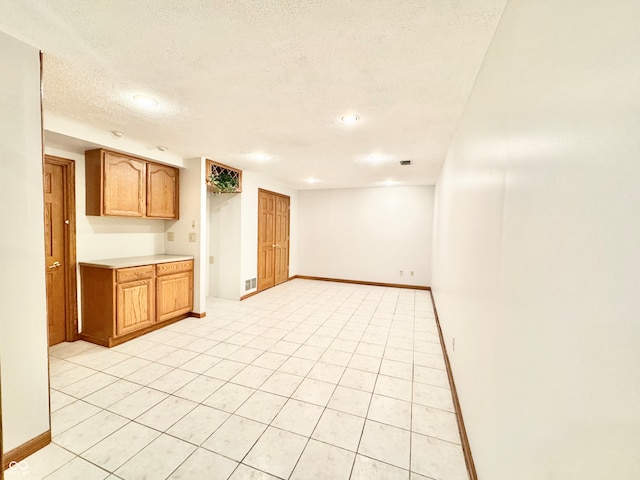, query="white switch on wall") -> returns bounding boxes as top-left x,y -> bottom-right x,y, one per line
189,232 -> 196,242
